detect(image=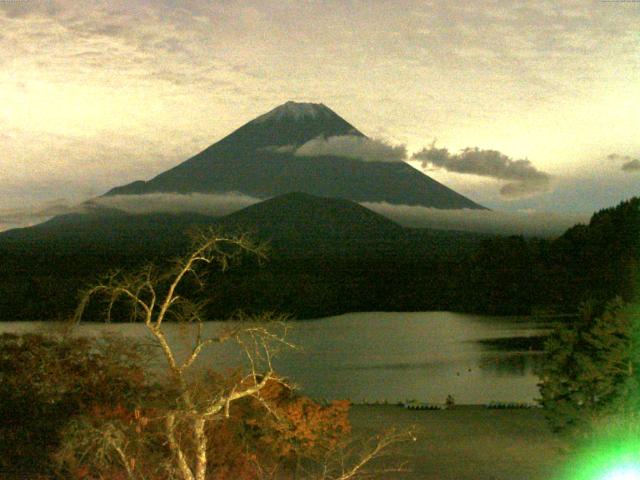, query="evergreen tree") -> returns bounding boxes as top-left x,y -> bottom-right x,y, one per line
538,299 -> 640,435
